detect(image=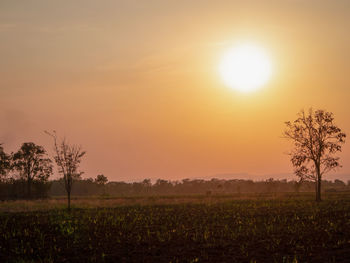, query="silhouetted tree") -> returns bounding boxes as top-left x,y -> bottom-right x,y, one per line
12,142 -> 52,198
95,174 -> 108,195
0,144 -> 11,181
284,109 -> 346,201
154,179 -> 173,194
46,131 -> 86,211
95,174 -> 108,185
